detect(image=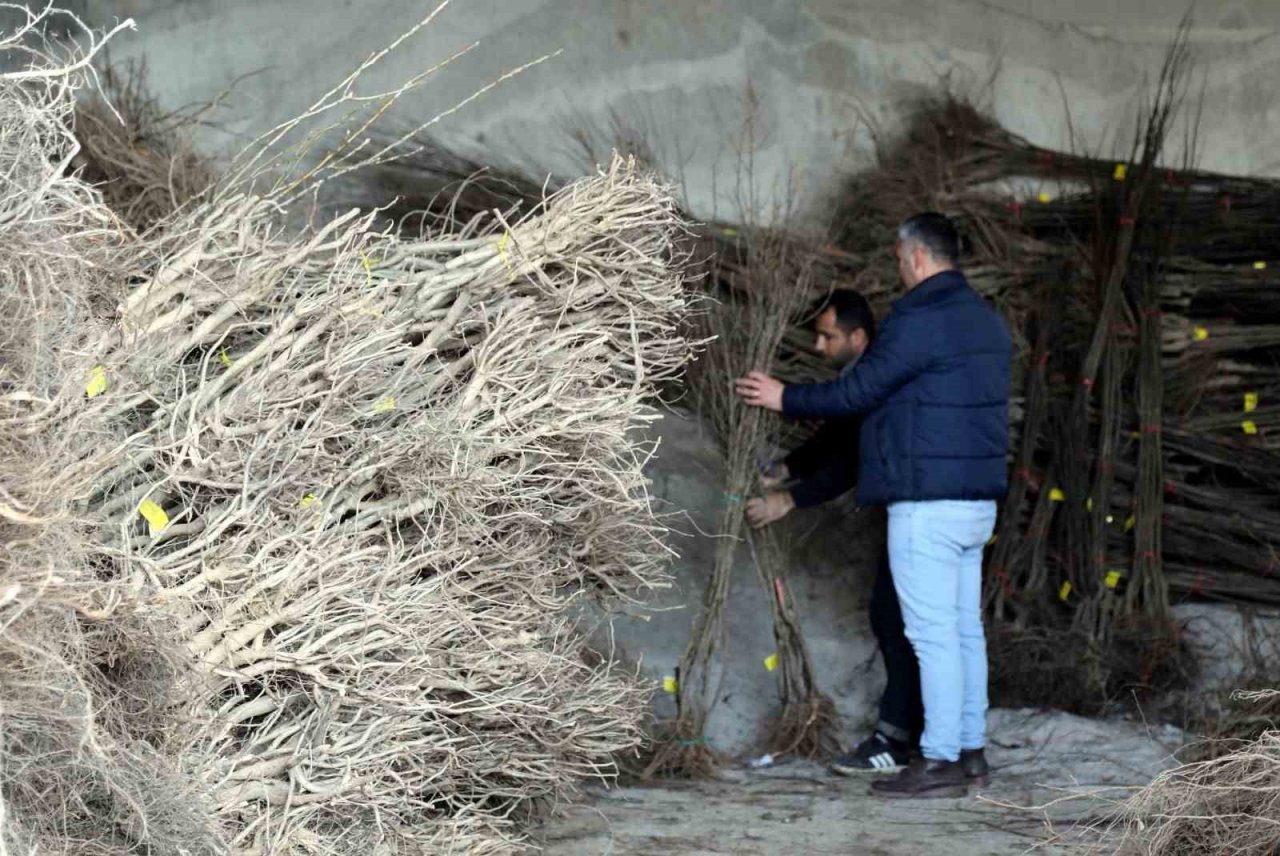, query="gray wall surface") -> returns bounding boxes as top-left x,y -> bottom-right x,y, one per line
69,0 -> 1280,224
591,409 -> 886,755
